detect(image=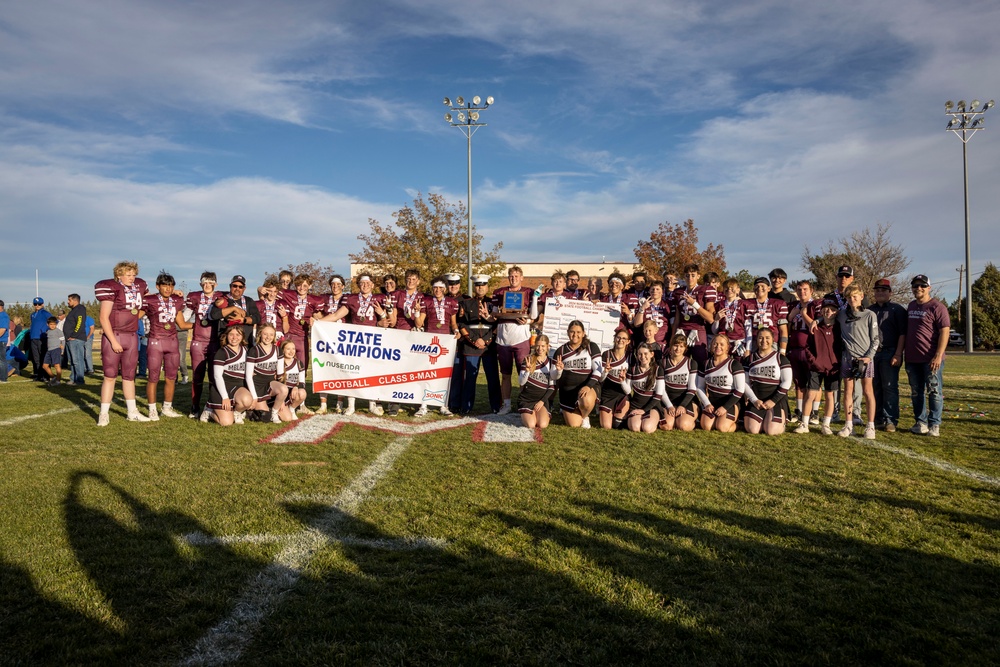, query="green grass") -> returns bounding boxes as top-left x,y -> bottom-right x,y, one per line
1,352 -> 999,665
